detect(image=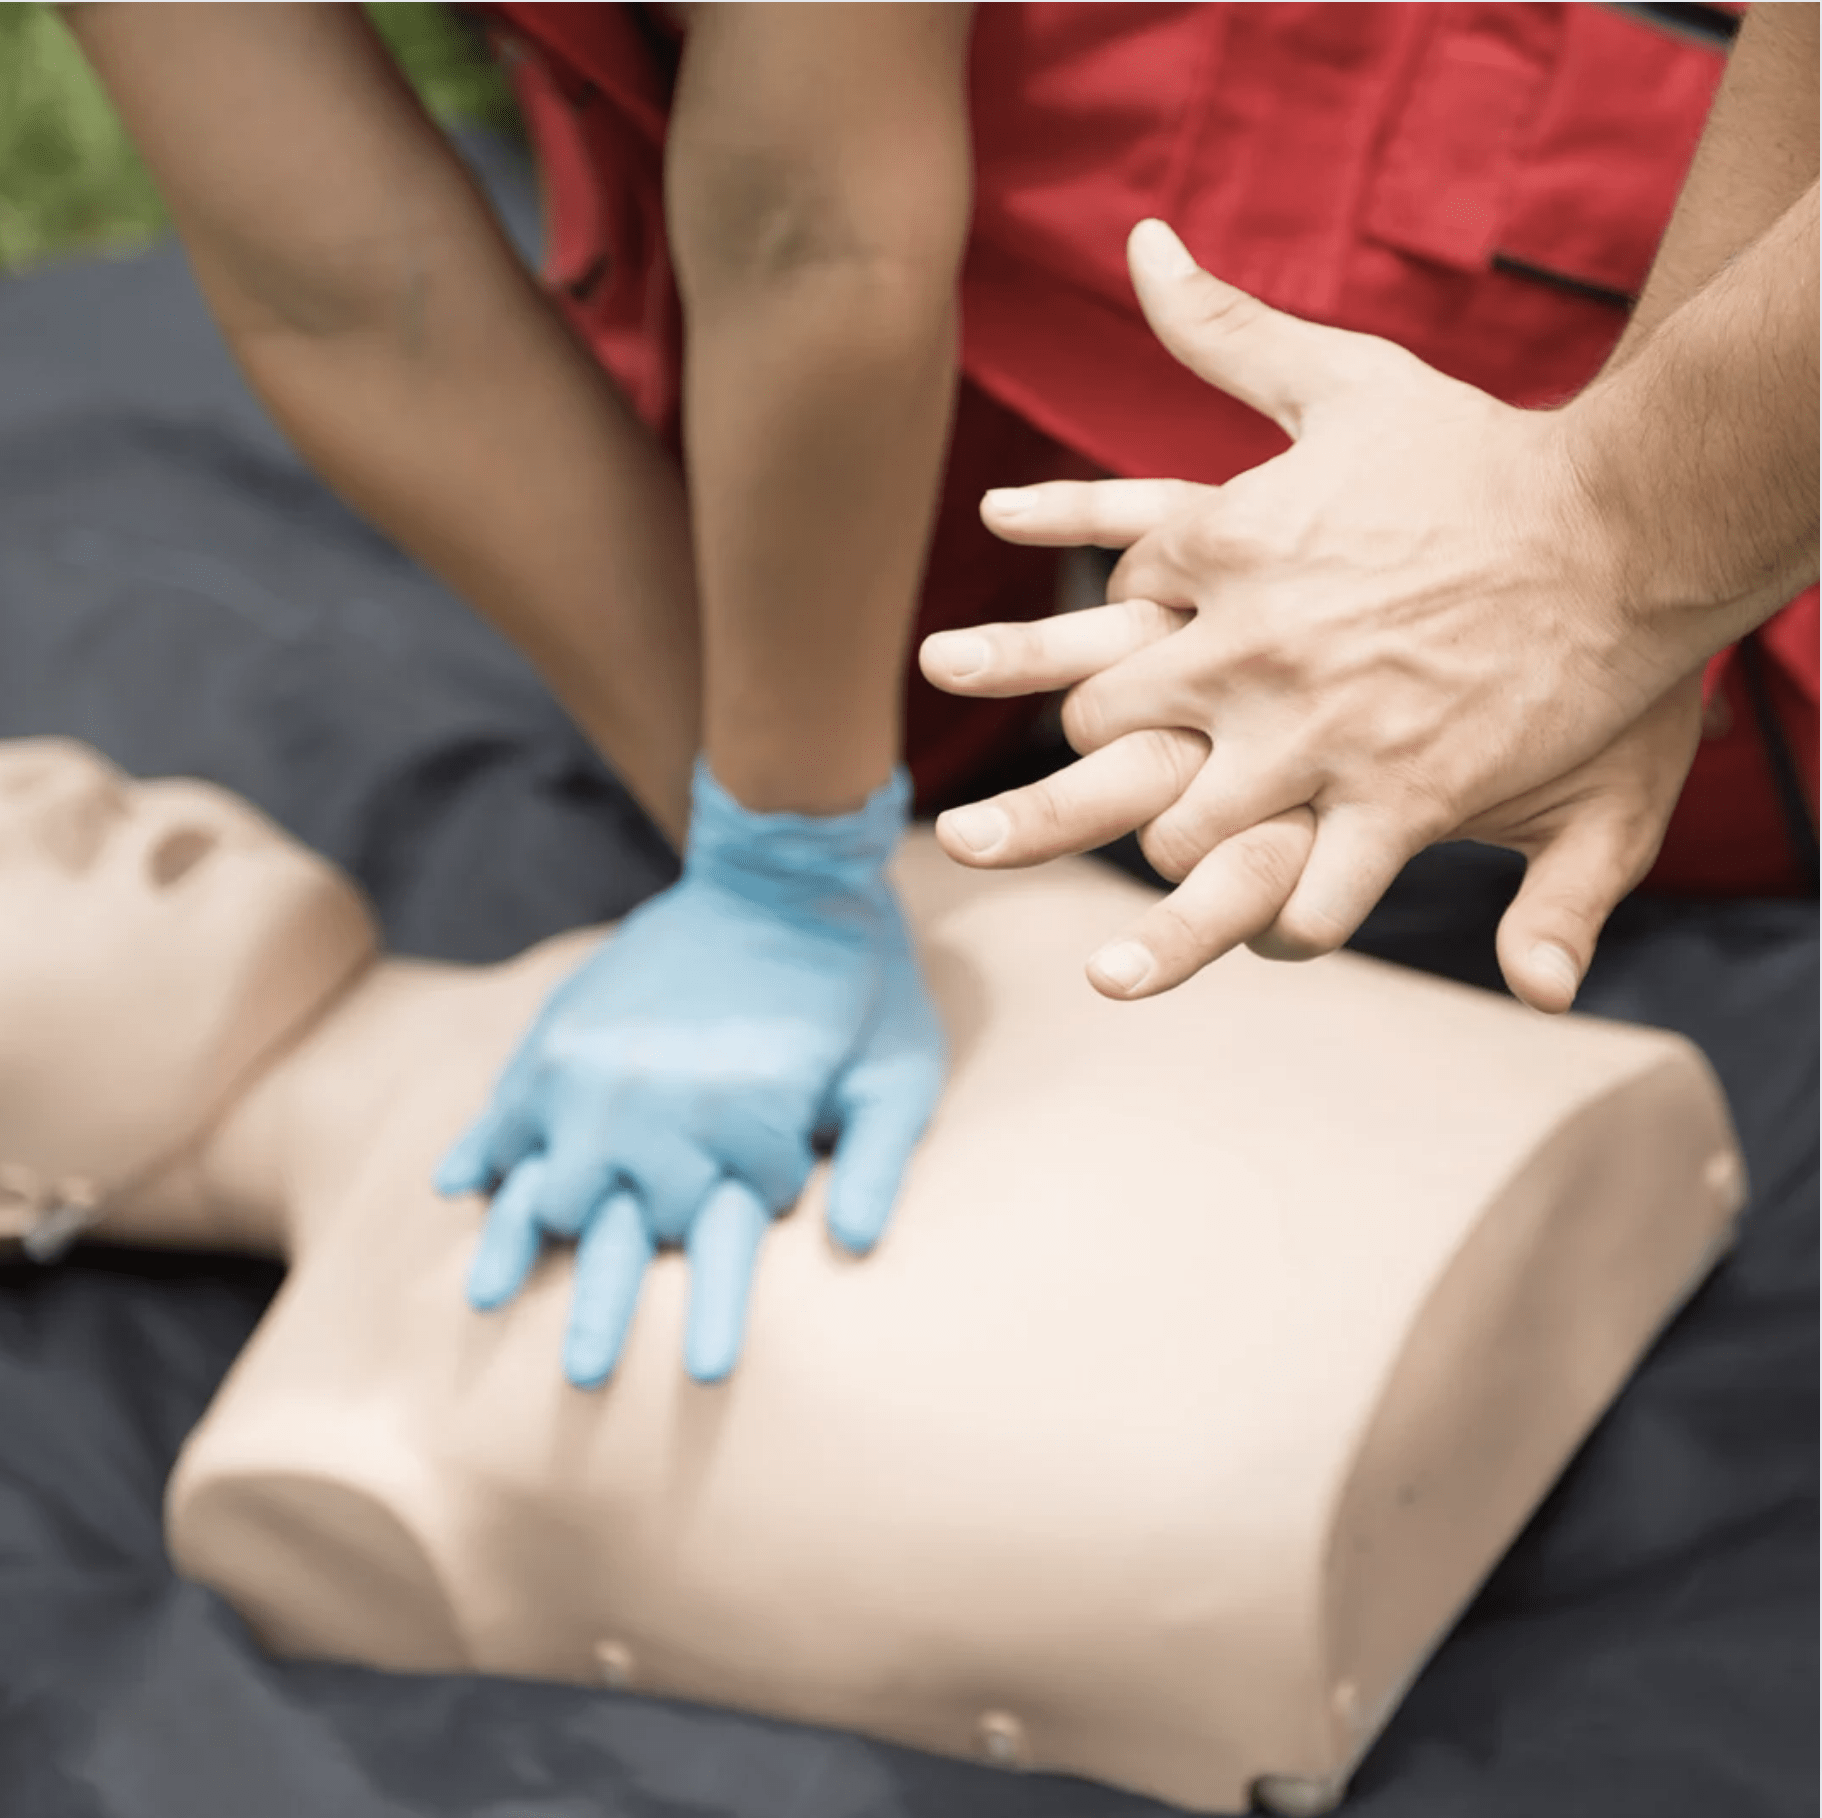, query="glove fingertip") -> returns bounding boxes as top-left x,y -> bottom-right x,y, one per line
563,1334 -> 617,1391
467,1223 -> 535,1309
824,1194 -> 887,1256
465,1157 -> 547,1309
466,1250 -> 518,1312
685,1328 -> 737,1386
683,1181 -> 769,1383
826,1086 -> 936,1255
435,1125 -> 493,1197
565,1193 -> 651,1389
